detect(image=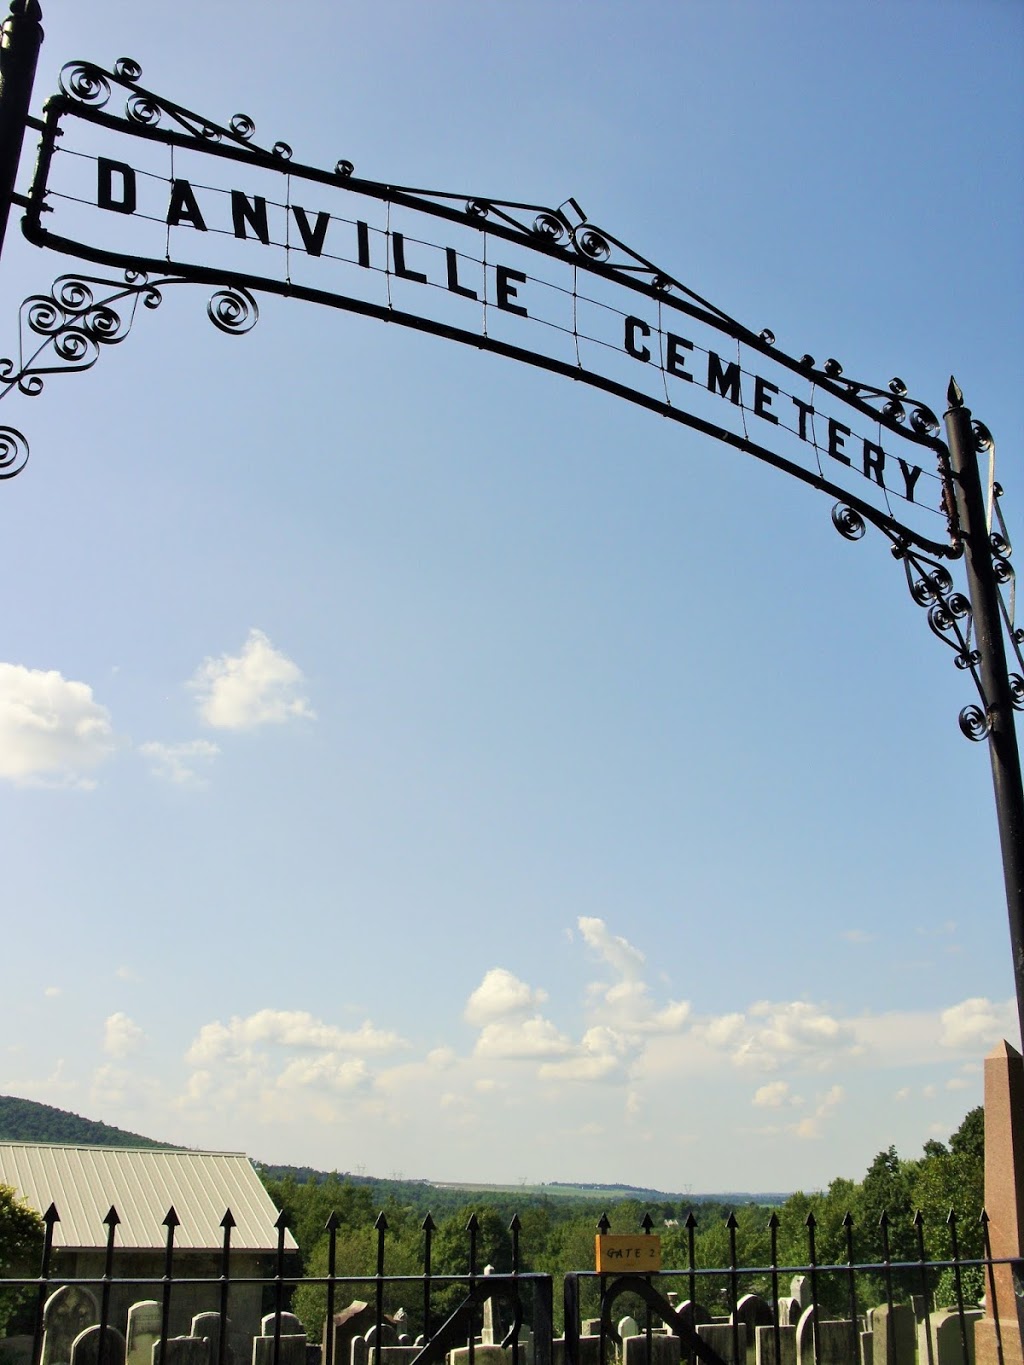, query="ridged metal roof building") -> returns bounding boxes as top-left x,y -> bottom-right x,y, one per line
0,1142 -> 297,1251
